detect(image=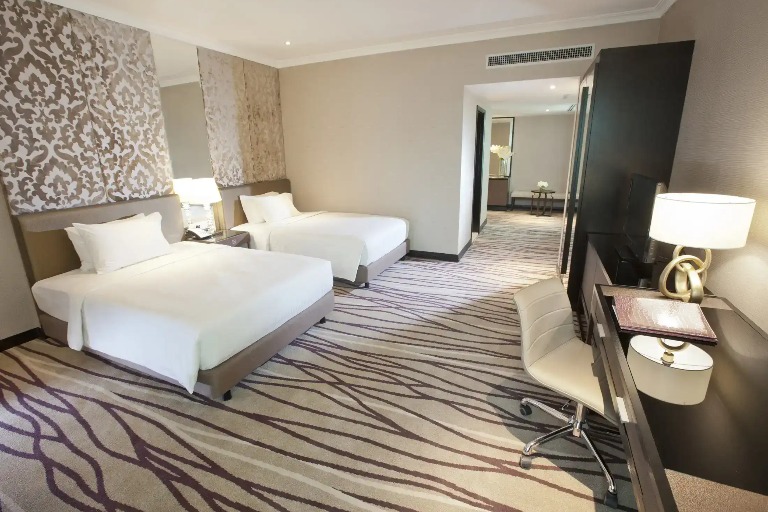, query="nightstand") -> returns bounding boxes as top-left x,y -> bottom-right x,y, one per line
184,230 -> 250,248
